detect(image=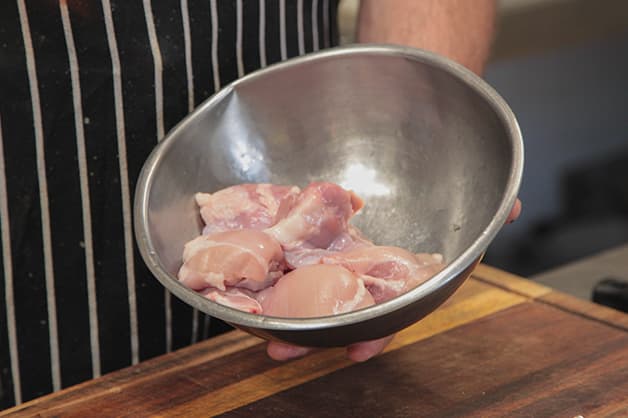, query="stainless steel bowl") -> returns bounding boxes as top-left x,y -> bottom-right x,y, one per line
134,44 -> 523,347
